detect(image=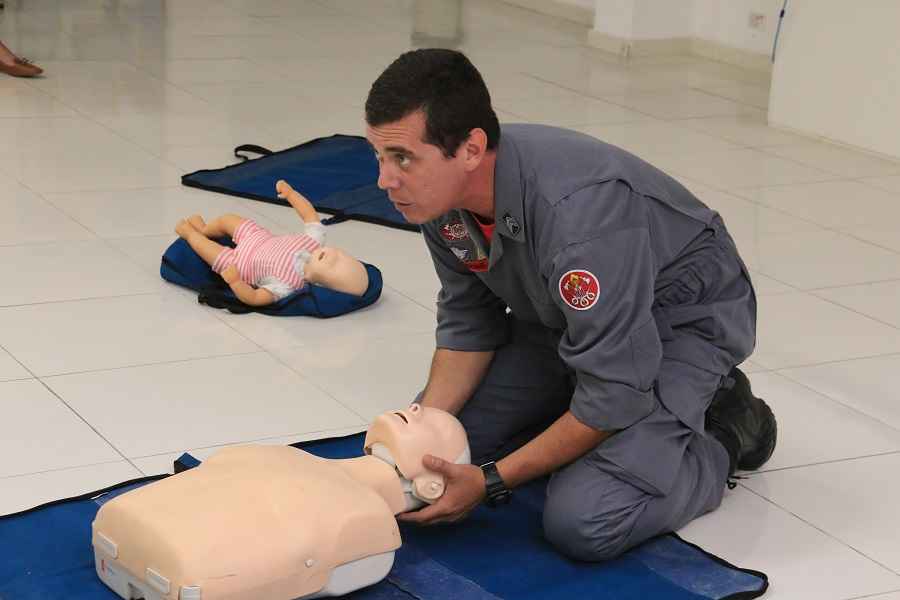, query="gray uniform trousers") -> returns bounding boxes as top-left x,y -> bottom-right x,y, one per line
455,227 -> 753,562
